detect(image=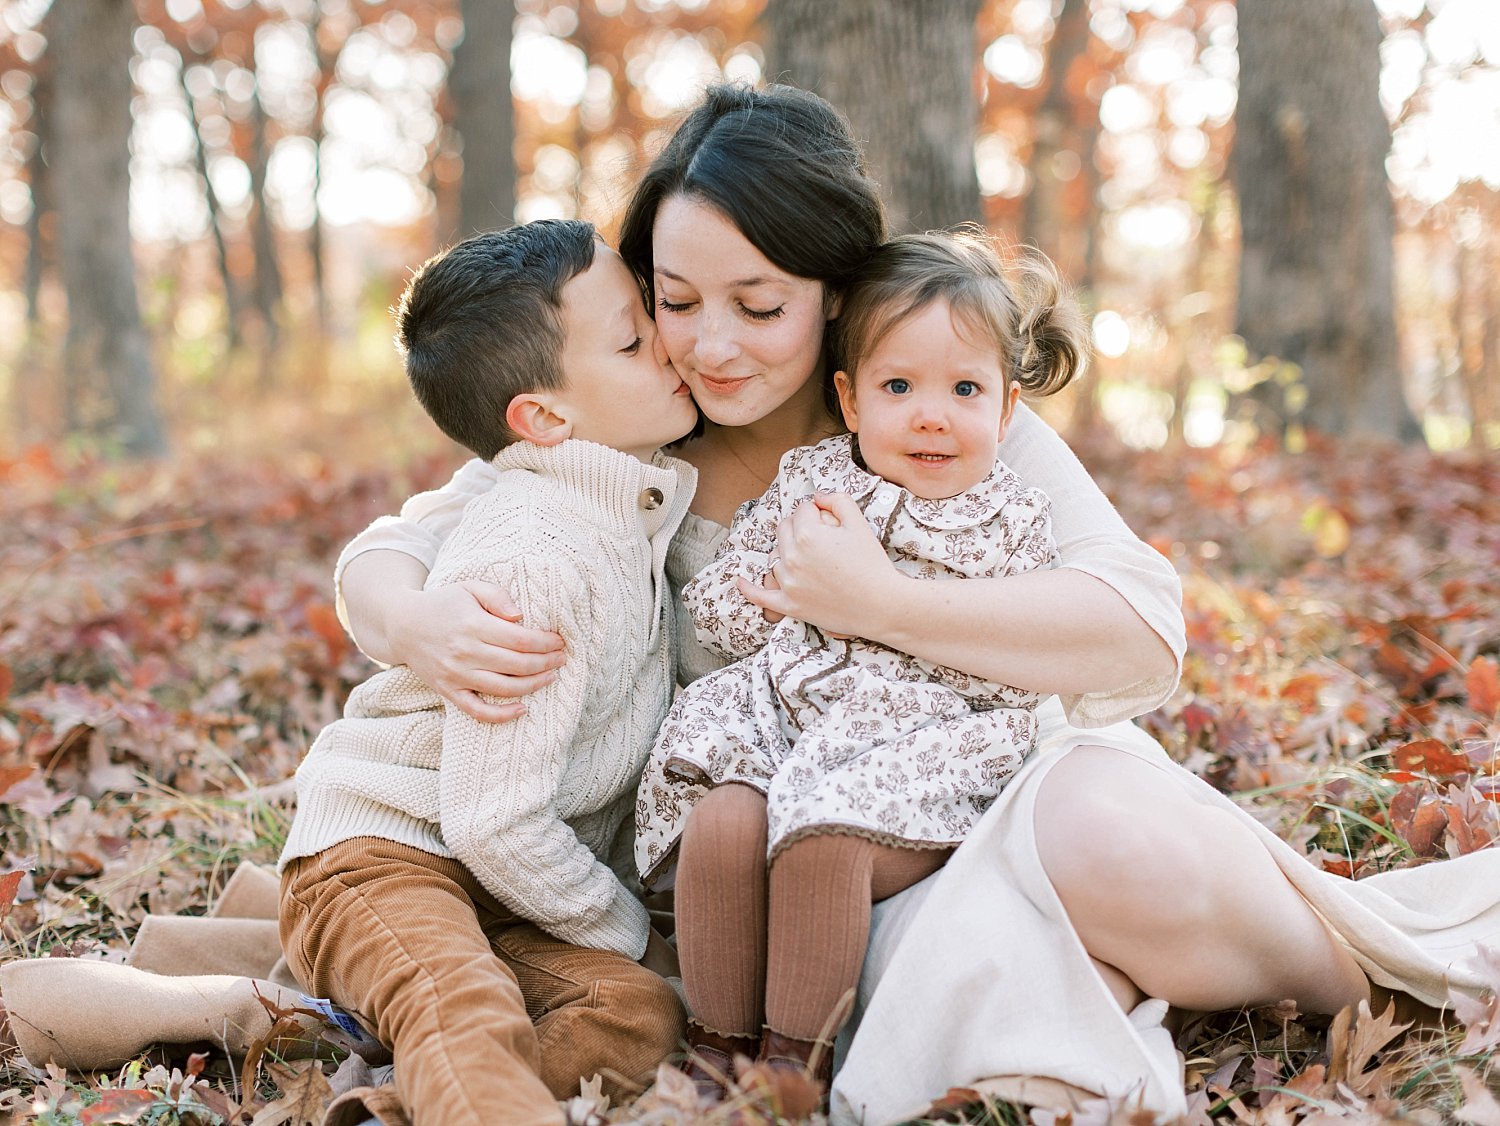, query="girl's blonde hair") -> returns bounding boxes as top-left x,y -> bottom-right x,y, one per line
831,228 -> 1088,398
